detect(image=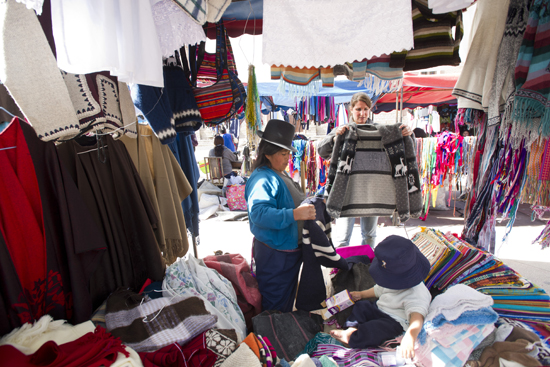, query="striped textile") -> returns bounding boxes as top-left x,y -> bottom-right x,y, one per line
365,55 -> 404,80
270,65 -> 334,92
512,0 -> 550,135
193,71 -> 234,122
311,344 -> 380,366
390,0 -> 463,72
105,288 -> 217,353
296,197 -> 348,311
